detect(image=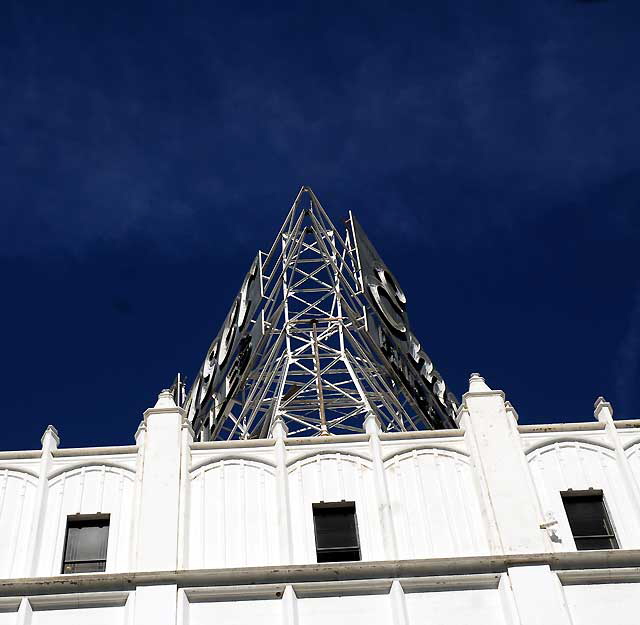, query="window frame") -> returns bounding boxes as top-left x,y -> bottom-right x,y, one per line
312,501 -> 361,563
560,489 -> 619,550
61,513 -> 111,574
